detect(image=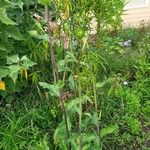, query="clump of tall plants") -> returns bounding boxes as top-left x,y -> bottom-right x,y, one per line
36,0 -> 126,149
0,0 -> 149,150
